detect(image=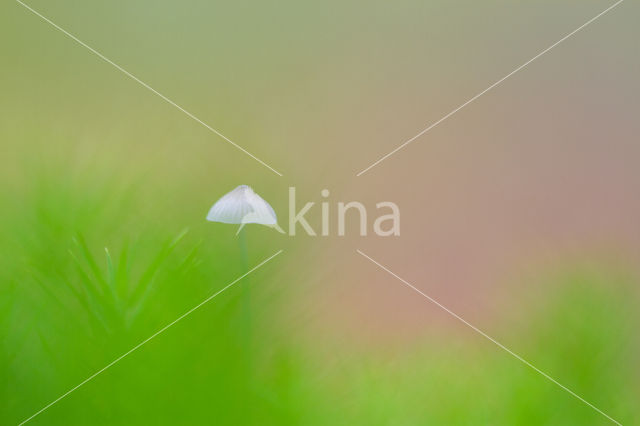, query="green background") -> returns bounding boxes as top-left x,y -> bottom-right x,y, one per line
1,0 -> 638,424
